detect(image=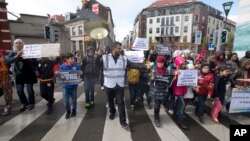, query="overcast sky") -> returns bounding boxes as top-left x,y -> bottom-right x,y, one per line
6,0 -> 239,42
